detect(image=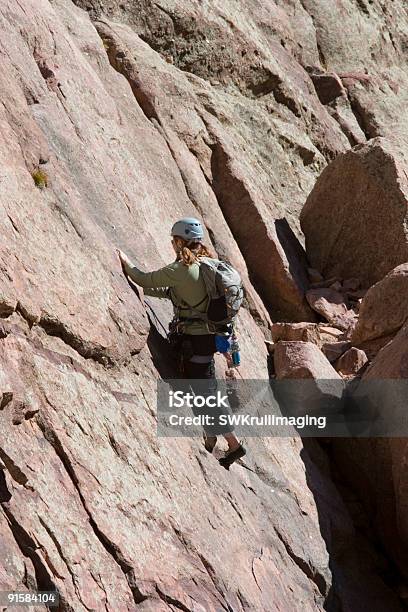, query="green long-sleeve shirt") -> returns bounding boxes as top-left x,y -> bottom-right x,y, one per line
123,259 -> 209,335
